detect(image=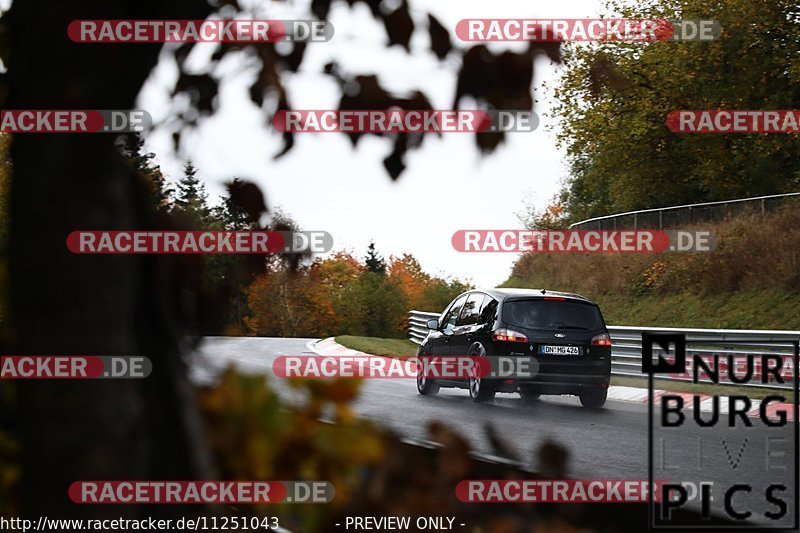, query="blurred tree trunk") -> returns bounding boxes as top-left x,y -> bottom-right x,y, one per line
6,0 -> 214,519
